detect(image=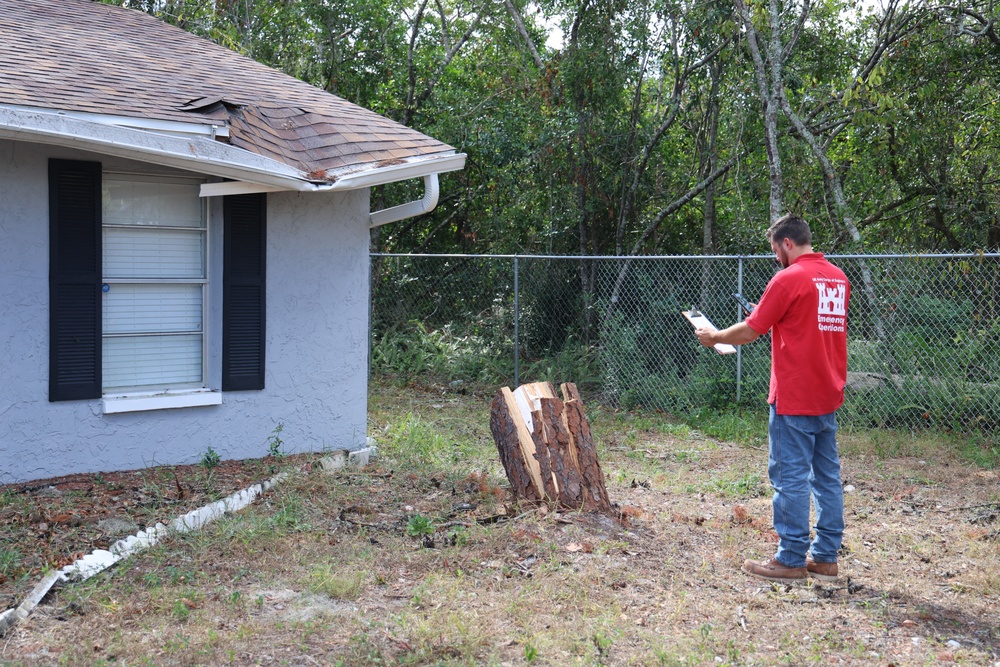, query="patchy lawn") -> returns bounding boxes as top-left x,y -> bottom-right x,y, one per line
1,382 -> 999,666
